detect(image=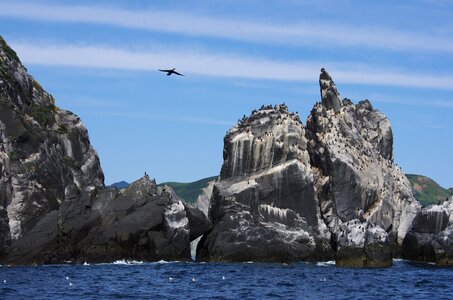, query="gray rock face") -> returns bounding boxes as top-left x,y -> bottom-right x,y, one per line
0,37 -> 211,264
305,84 -> 420,251
0,36 -> 104,255
198,69 -> 420,266
336,219 -> 391,267
319,68 -> 342,113
2,176 -> 211,265
197,104 -> 333,262
403,197 -> 453,265
195,178 -> 216,217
